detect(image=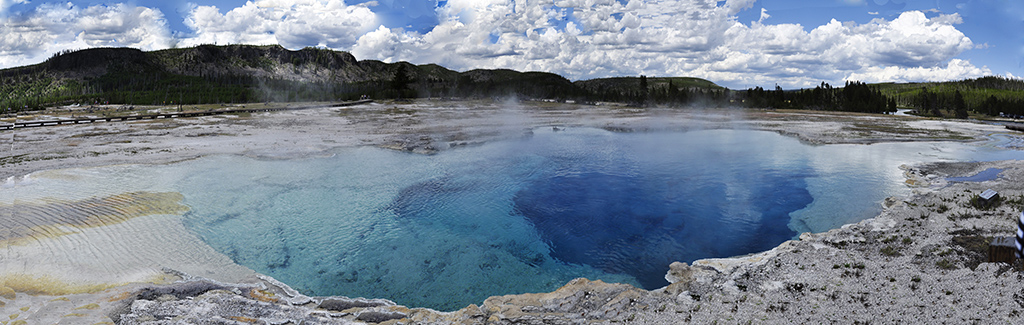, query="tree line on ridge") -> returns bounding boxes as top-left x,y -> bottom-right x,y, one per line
2,45 -> 1022,119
